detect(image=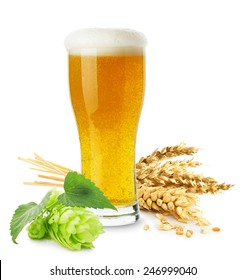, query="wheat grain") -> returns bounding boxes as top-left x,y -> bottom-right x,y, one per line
185,229 -> 193,238
212,227 -> 221,232
143,224 -> 150,231
158,222 -> 175,231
